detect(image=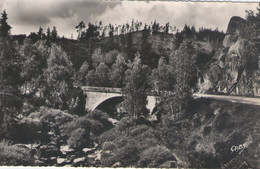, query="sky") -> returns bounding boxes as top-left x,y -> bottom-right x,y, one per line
0,0 -> 259,39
